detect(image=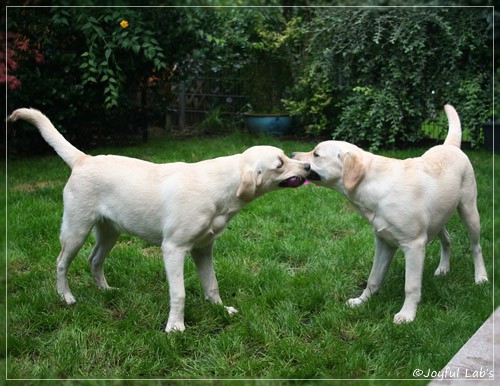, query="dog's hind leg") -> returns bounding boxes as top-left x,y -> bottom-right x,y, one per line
192,243 -> 238,315
88,220 -> 120,290
347,235 -> 397,308
458,197 -> 488,284
434,227 -> 451,276
57,214 -> 93,305
163,242 -> 189,333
